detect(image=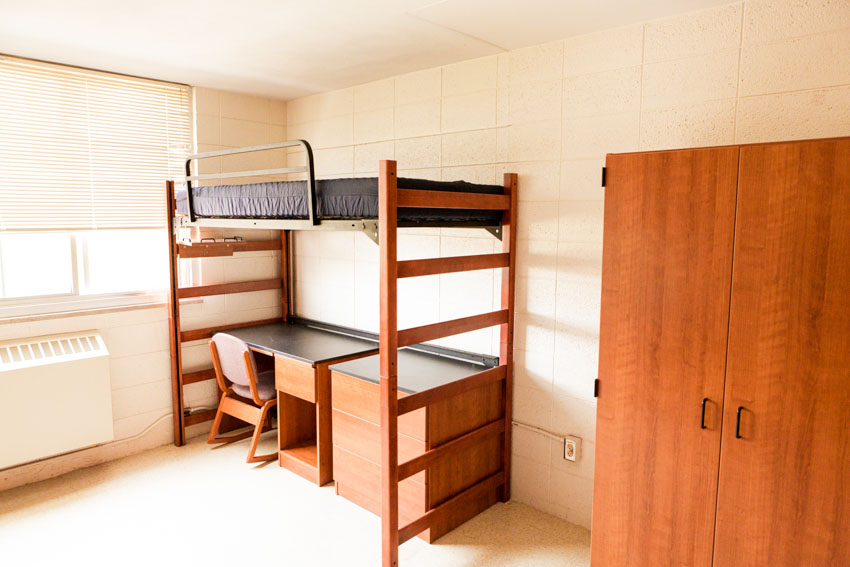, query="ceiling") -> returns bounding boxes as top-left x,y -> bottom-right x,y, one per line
0,0 -> 734,100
